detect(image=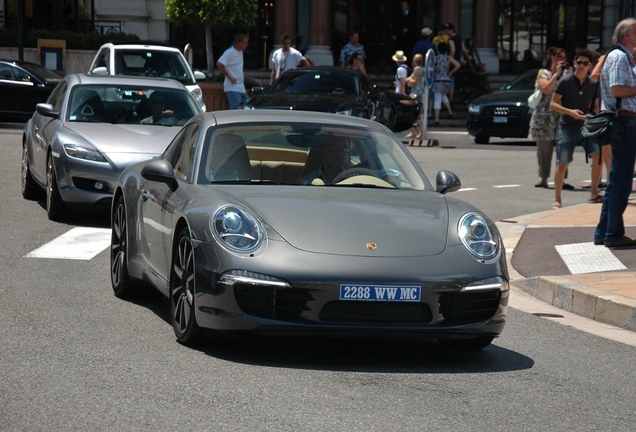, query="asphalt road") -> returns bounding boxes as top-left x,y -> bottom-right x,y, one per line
2,127 -> 636,431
